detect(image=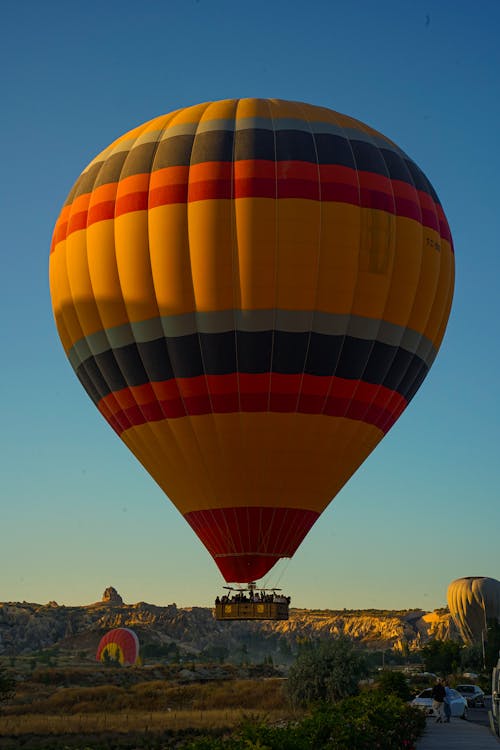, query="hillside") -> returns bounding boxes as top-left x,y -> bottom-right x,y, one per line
0,587 -> 459,658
